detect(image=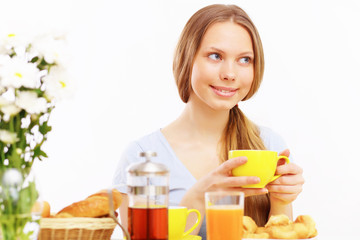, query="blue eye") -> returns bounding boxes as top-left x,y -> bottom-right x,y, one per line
239,57 -> 251,64
209,53 -> 221,60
